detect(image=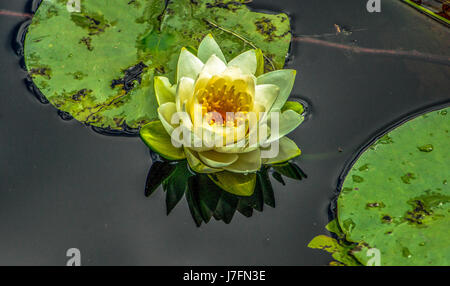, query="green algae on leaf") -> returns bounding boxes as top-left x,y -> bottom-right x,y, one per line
25,0 -> 291,131
337,107 -> 450,266
417,144 -> 434,152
